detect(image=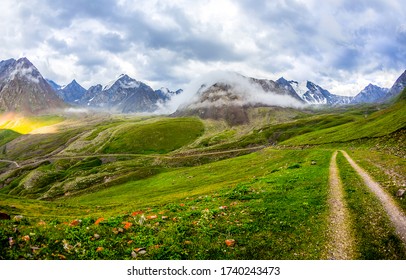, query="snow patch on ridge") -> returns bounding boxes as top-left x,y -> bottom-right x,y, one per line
9,64 -> 40,84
